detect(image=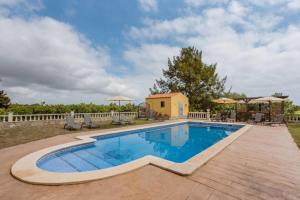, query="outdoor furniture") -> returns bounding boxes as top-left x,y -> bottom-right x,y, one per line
248,113 -> 264,124
248,96 -> 287,122
64,116 -> 82,130
107,95 -> 134,123
264,114 -> 285,126
121,115 -> 135,124
212,112 -> 222,122
82,114 -> 98,128
226,112 -> 236,122
112,115 -> 122,125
